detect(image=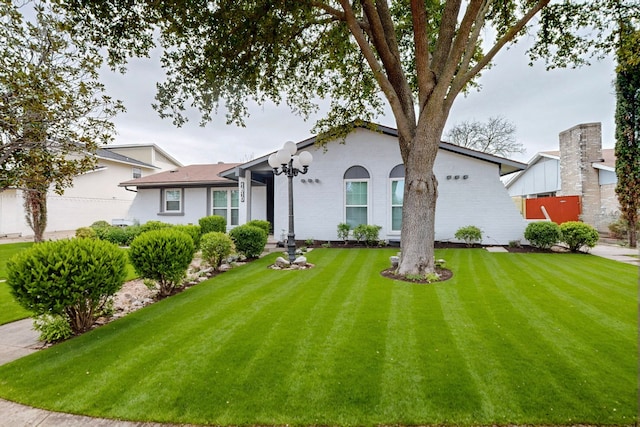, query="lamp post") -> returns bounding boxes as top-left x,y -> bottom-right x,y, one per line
268,141 -> 313,263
